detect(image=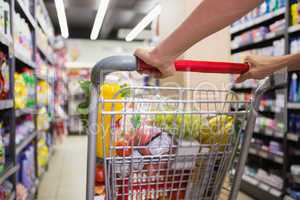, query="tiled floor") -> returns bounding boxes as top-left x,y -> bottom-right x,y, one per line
37,136 -> 254,200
